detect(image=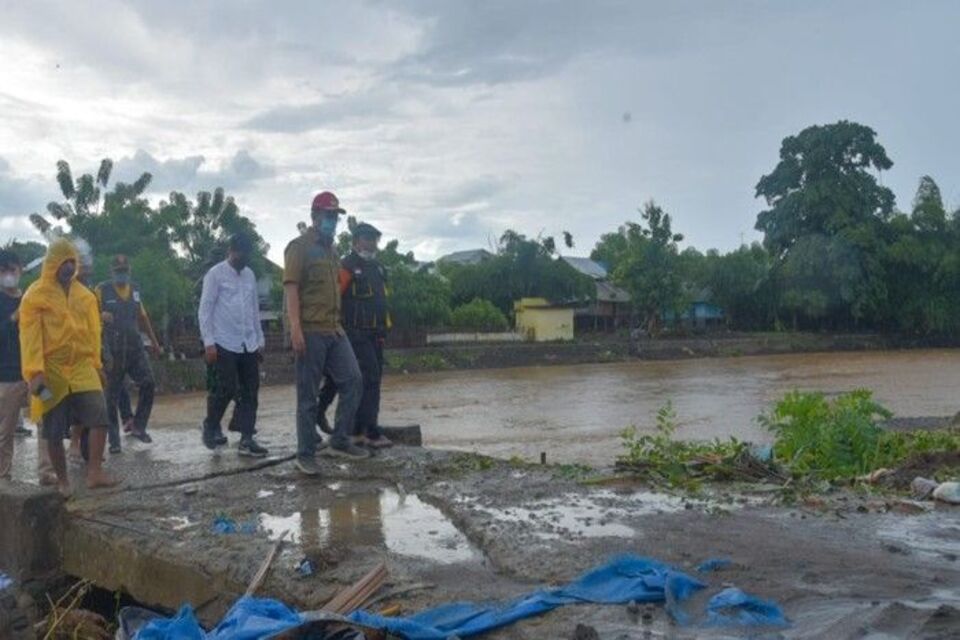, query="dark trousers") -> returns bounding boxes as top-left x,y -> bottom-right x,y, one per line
205,345 -> 260,439
317,331 -> 384,438
106,342 -> 155,448
296,333 -> 362,457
